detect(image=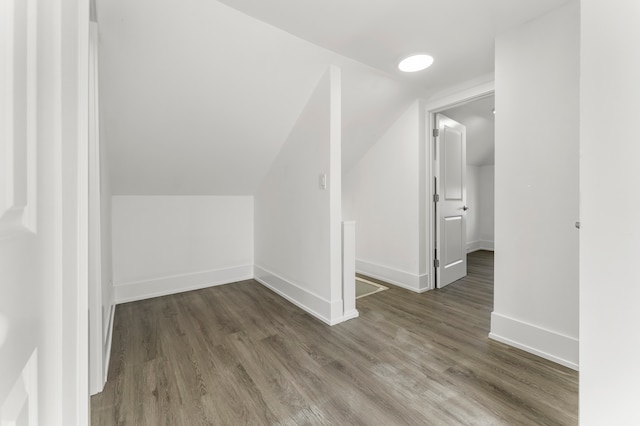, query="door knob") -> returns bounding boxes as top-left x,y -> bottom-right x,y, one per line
463,206 -> 469,211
